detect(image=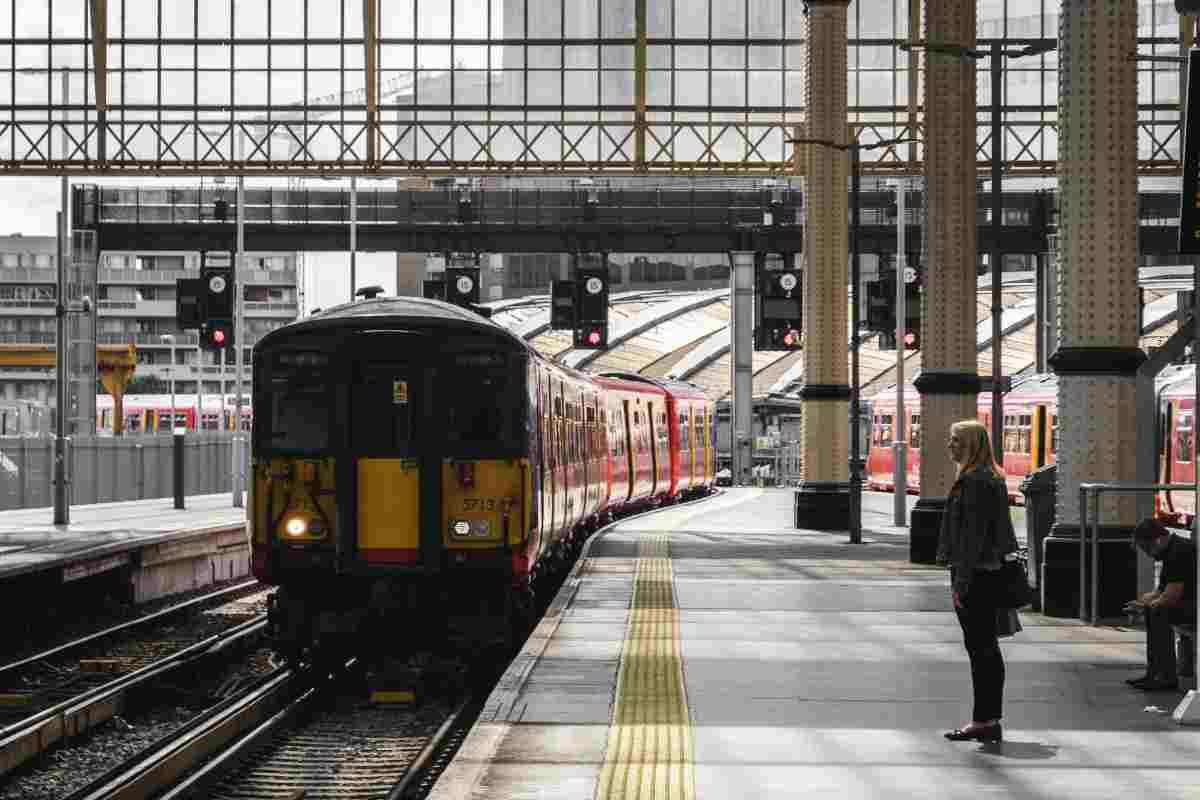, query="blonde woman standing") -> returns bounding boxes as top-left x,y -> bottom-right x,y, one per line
936,419 -> 1020,742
